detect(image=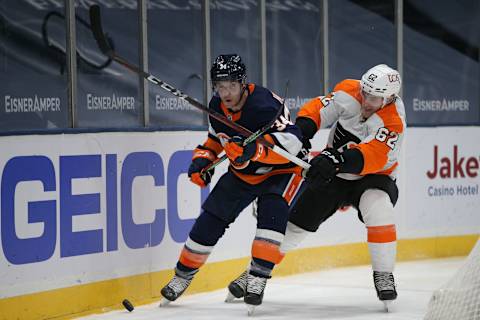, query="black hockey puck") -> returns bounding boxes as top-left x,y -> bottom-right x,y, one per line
122,299 -> 134,312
